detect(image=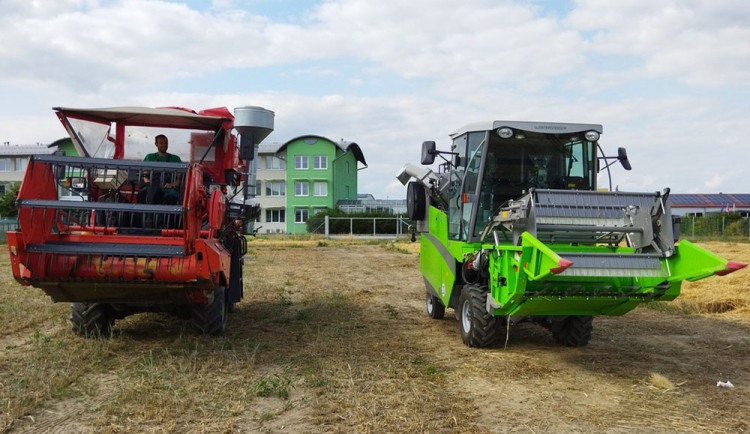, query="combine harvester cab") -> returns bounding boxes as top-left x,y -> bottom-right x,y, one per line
397,121 -> 746,347
7,105 -> 274,336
